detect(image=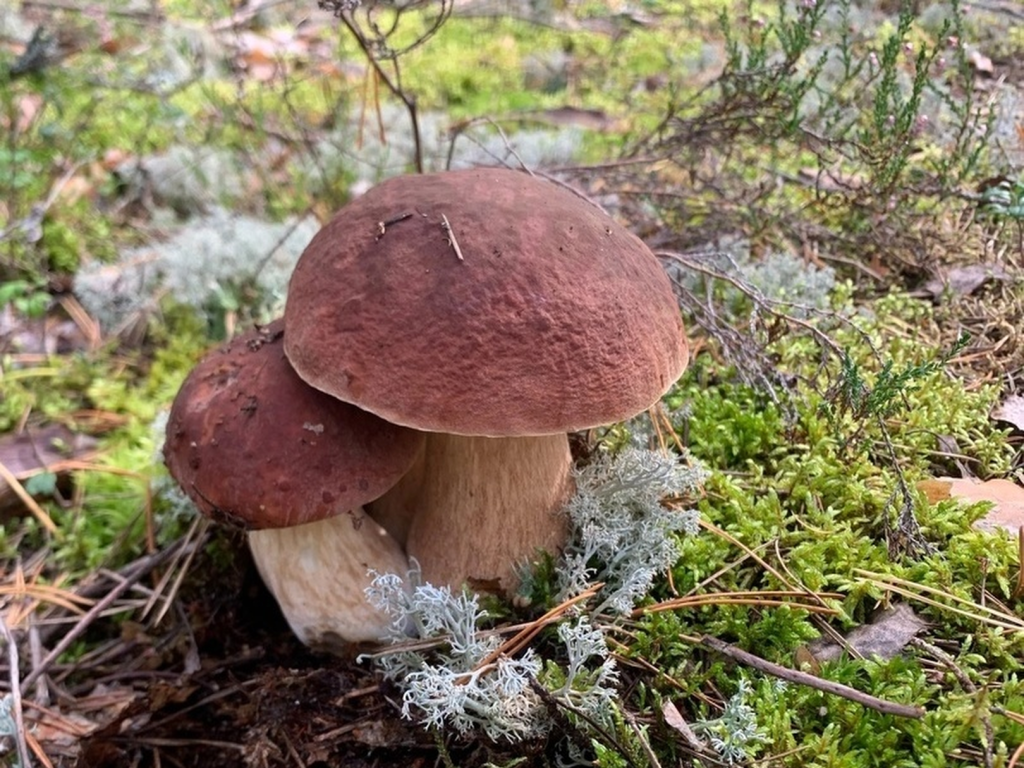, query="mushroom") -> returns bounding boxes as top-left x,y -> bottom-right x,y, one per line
163,319 -> 425,646
283,168 -> 688,593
